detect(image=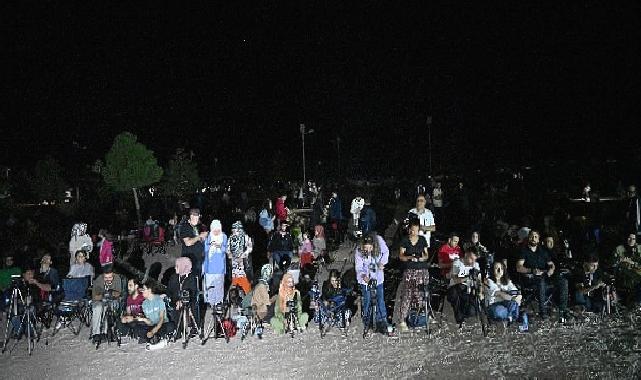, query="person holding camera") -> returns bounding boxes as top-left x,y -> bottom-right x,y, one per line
355,233 -> 390,334
90,266 -> 122,343
485,261 -> 521,322
270,272 -> 308,334
447,246 -> 481,326
516,230 -> 568,320
397,220 -> 429,332
179,208 -> 208,273
572,255 -> 607,313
